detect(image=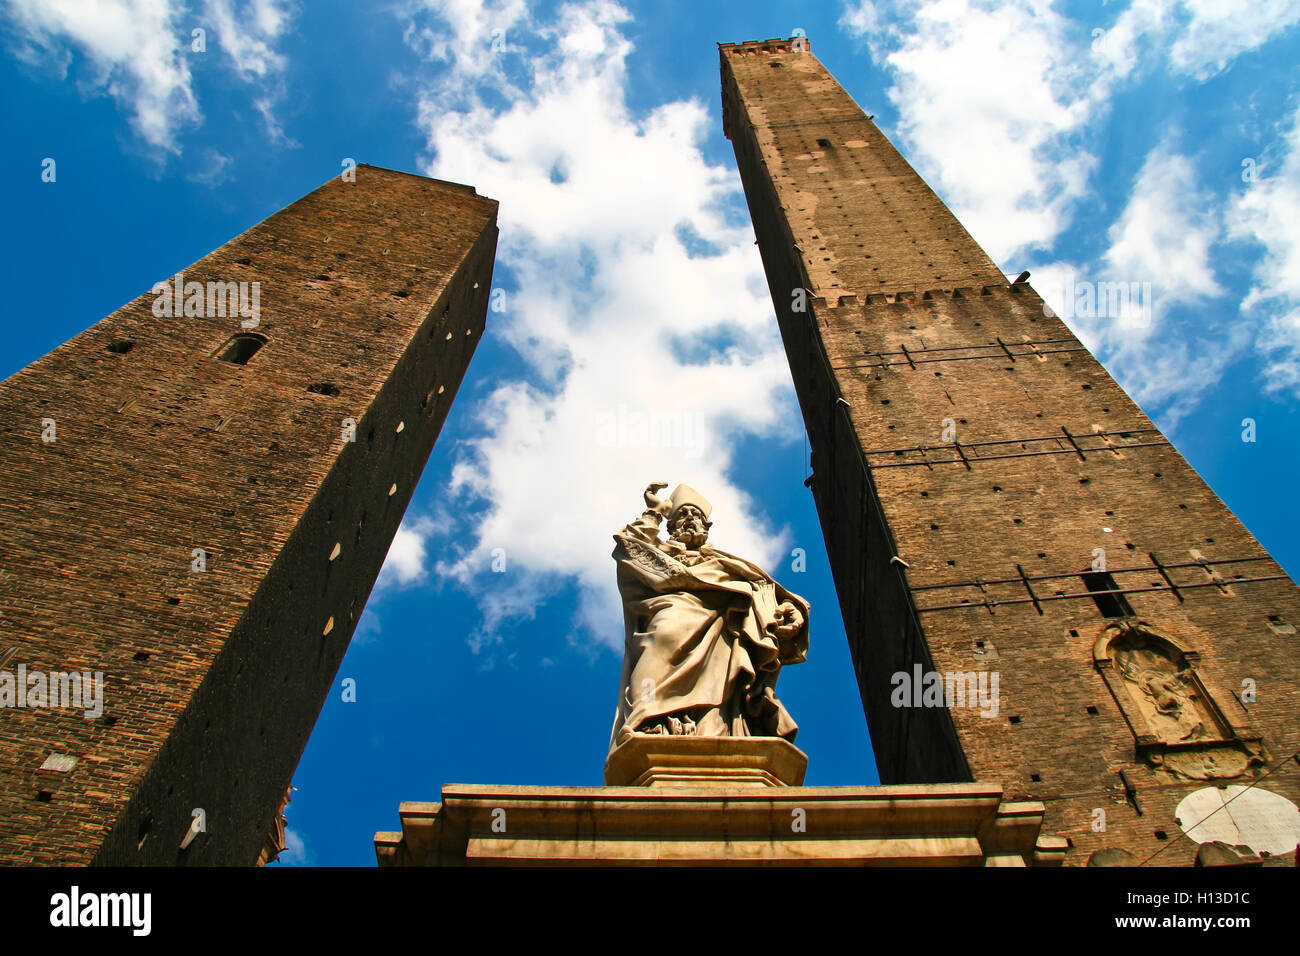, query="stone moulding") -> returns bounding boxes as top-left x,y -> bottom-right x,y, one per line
604,734 -> 808,787
375,782 -> 1068,867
